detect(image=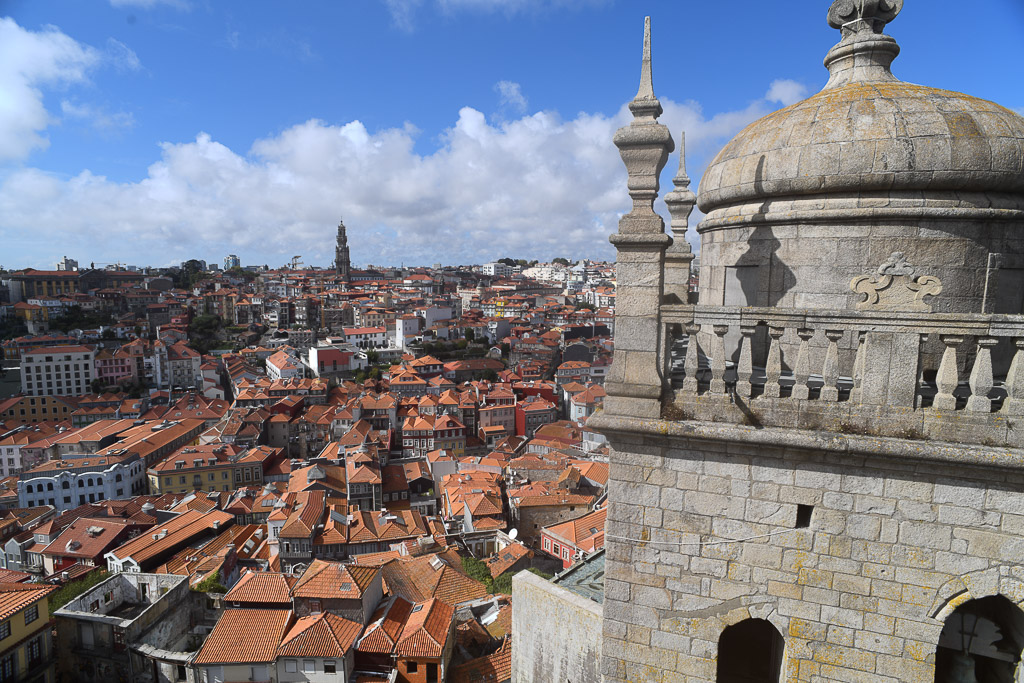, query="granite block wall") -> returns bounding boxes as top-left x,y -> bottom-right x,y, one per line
601,433 -> 1024,682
